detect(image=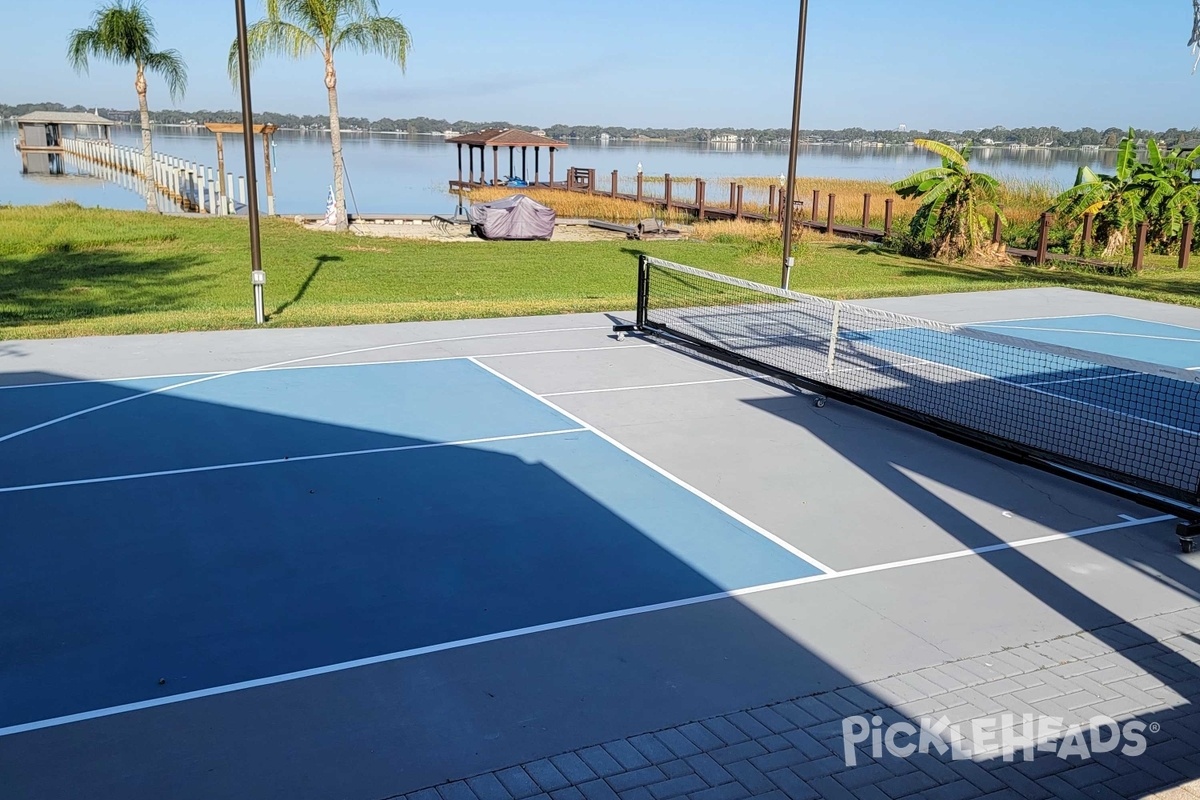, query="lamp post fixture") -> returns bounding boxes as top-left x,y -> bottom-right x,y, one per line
235,0 -> 266,324
781,0 -> 809,290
